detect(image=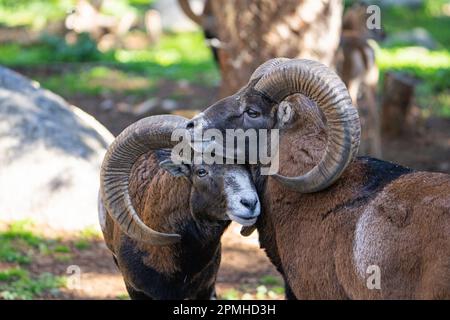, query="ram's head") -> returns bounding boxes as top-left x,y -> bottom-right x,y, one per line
100,115 -> 260,246
186,58 -> 361,193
